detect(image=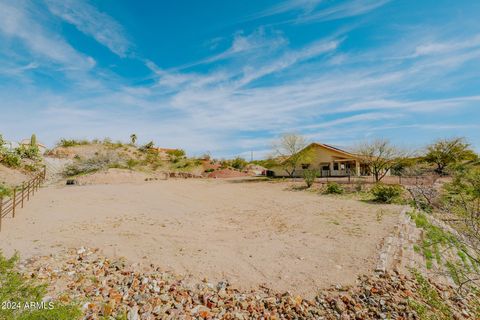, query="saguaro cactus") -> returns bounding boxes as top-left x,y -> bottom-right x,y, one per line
30,134 -> 37,147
